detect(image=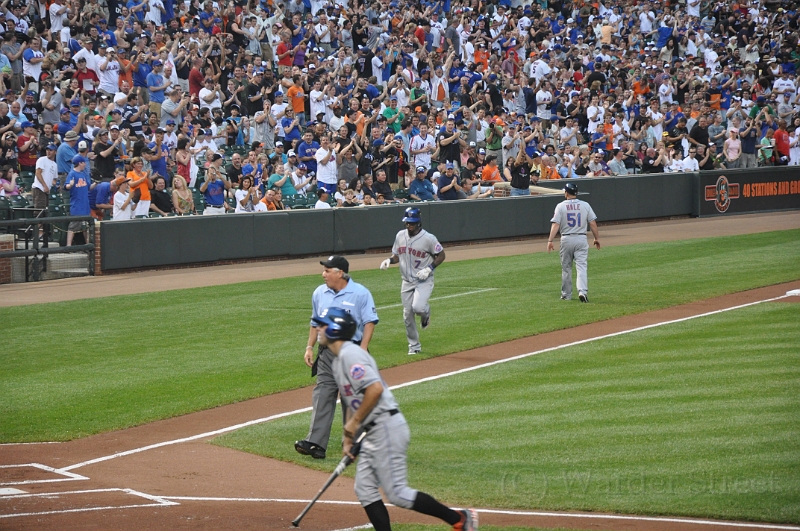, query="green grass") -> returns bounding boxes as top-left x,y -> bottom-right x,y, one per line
1,230 -> 799,442
215,303 -> 800,523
